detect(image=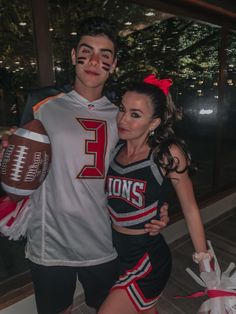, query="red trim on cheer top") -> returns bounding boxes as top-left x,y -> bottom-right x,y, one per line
109,206 -> 157,222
